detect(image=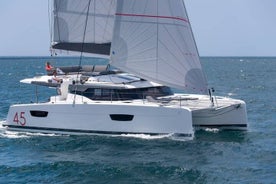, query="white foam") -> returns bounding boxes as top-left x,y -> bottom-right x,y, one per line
1,131 -> 62,139
0,121 -> 192,141
115,133 -> 193,141
0,121 -> 61,138
118,133 -> 172,140
24,132 -> 61,137
227,92 -> 236,96
204,128 -> 220,133
0,120 -> 5,126
1,131 -> 30,139
0,120 -> 6,132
